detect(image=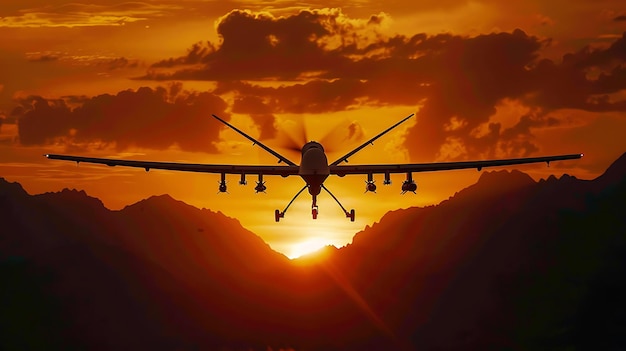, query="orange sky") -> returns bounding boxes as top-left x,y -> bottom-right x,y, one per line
2,1 -> 626,257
